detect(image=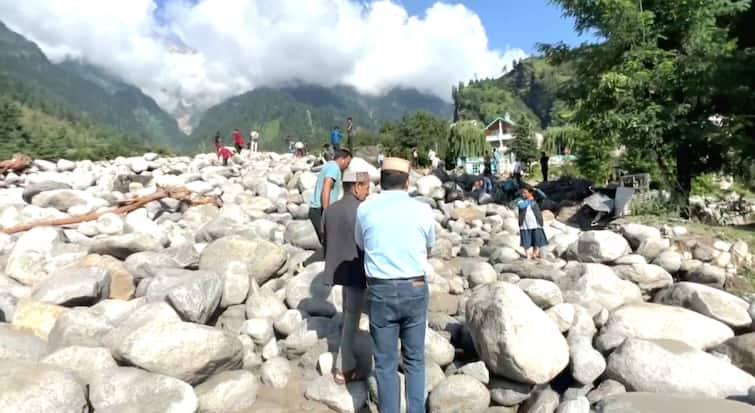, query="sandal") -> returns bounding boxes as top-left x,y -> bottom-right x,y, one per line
333,369 -> 363,385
